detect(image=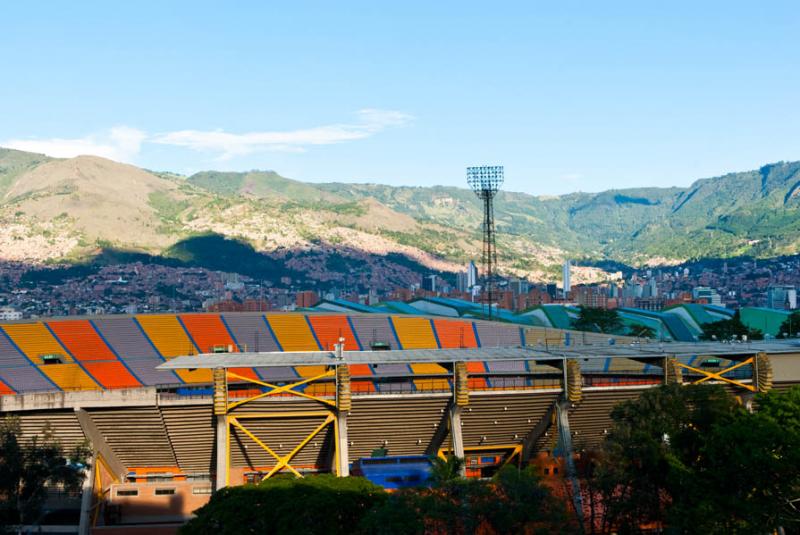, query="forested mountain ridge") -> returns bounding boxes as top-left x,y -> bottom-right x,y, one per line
2,146 -> 799,284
